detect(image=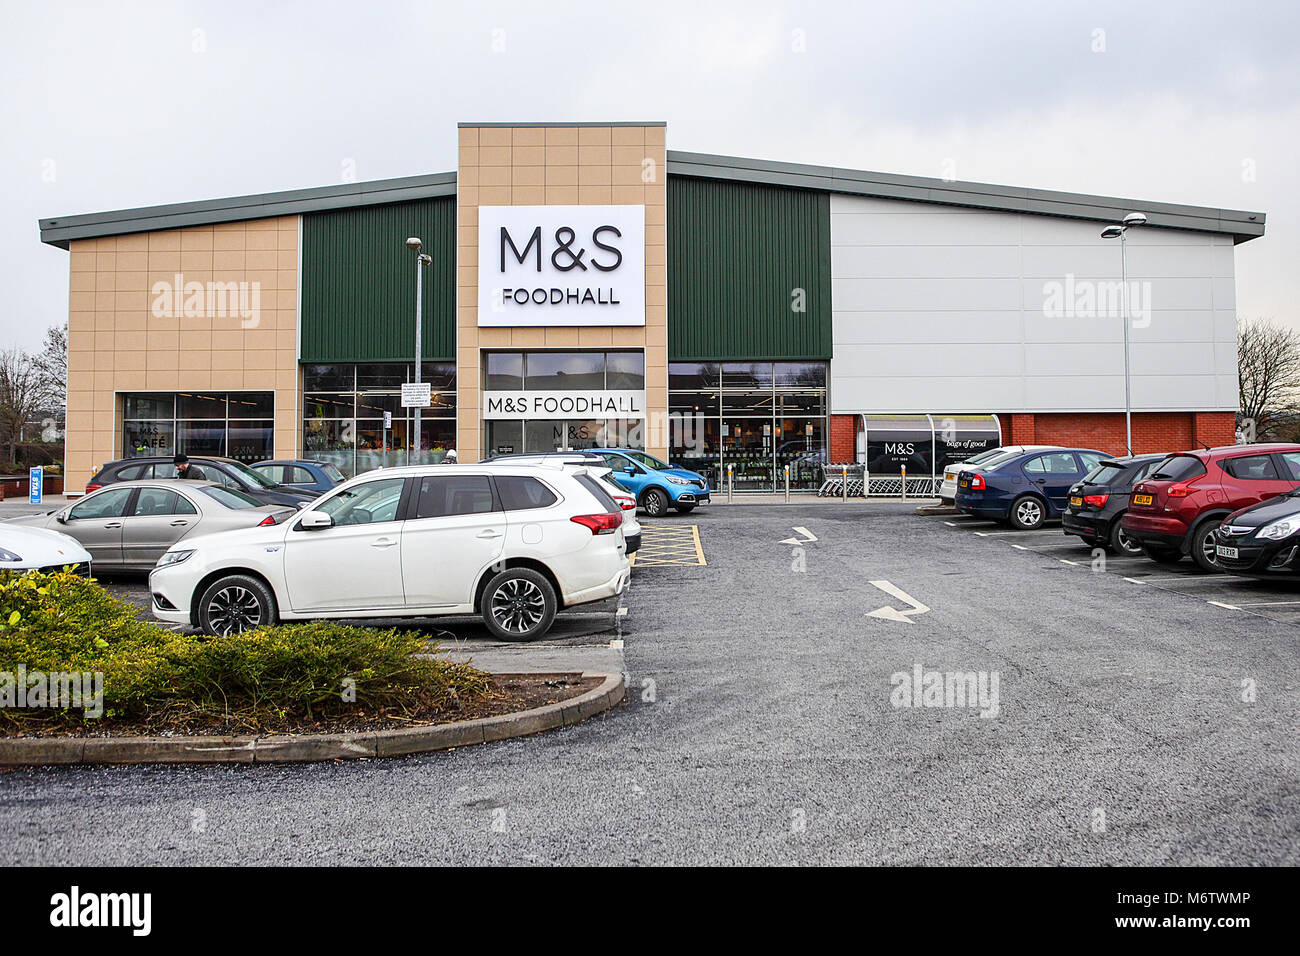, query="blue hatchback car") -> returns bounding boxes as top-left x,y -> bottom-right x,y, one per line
954,447 -> 1106,529
250,459 -> 346,497
590,448 -> 711,517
